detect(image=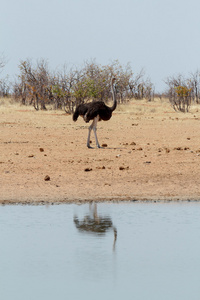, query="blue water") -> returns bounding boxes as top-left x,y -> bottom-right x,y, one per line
0,201 -> 200,300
